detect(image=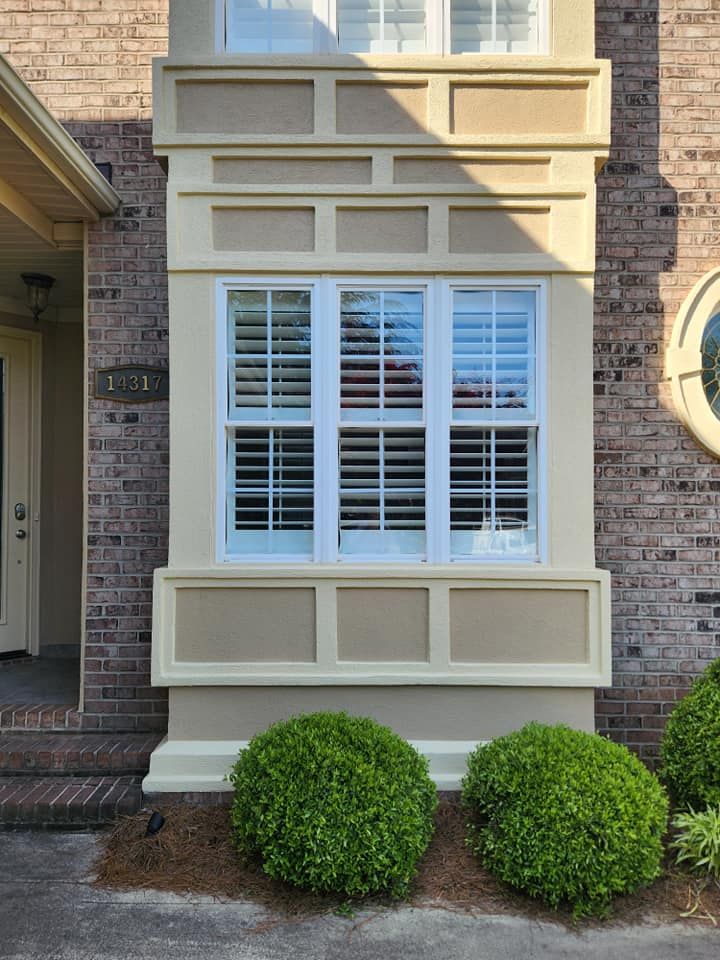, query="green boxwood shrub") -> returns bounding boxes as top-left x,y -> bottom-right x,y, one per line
661,659 -> 720,810
228,711 -> 437,898
462,723 -> 668,917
